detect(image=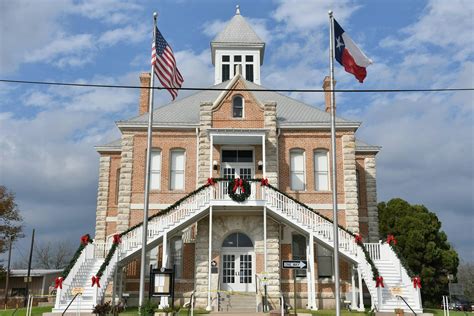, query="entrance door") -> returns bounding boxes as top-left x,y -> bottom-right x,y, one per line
221,232 -> 255,292
221,251 -> 254,292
